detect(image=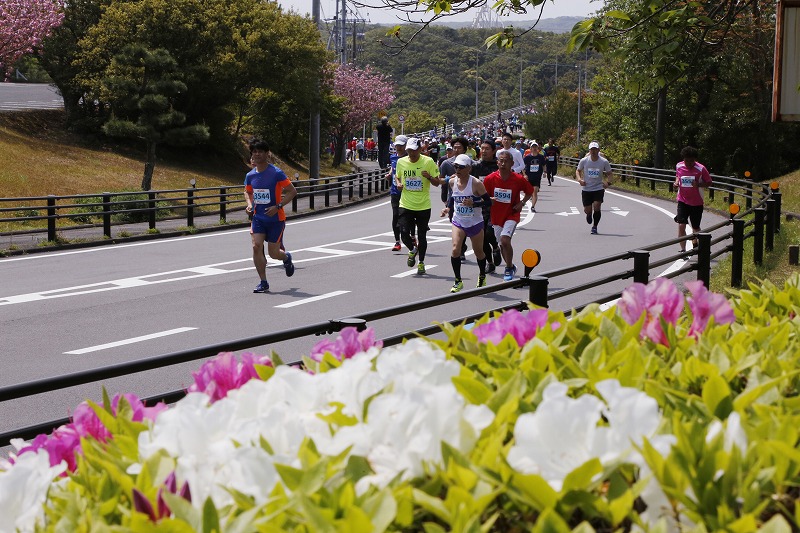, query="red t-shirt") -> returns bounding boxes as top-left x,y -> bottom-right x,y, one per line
483,171 -> 533,225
